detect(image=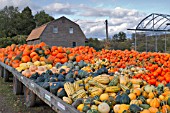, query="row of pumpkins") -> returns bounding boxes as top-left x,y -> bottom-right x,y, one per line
0,42 -> 170,86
